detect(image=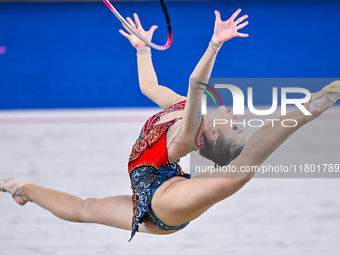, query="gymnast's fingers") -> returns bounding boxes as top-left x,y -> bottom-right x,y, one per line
133,13 -> 144,31
122,23 -> 132,35
126,17 -> 137,30
119,29 -> 130,39
235,14 -> 248,26
231,8 -> 242,21
236,21 -> 249,30
214,10 -> 222,22
149,25 -> 158,34
237,32 -> 249,38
